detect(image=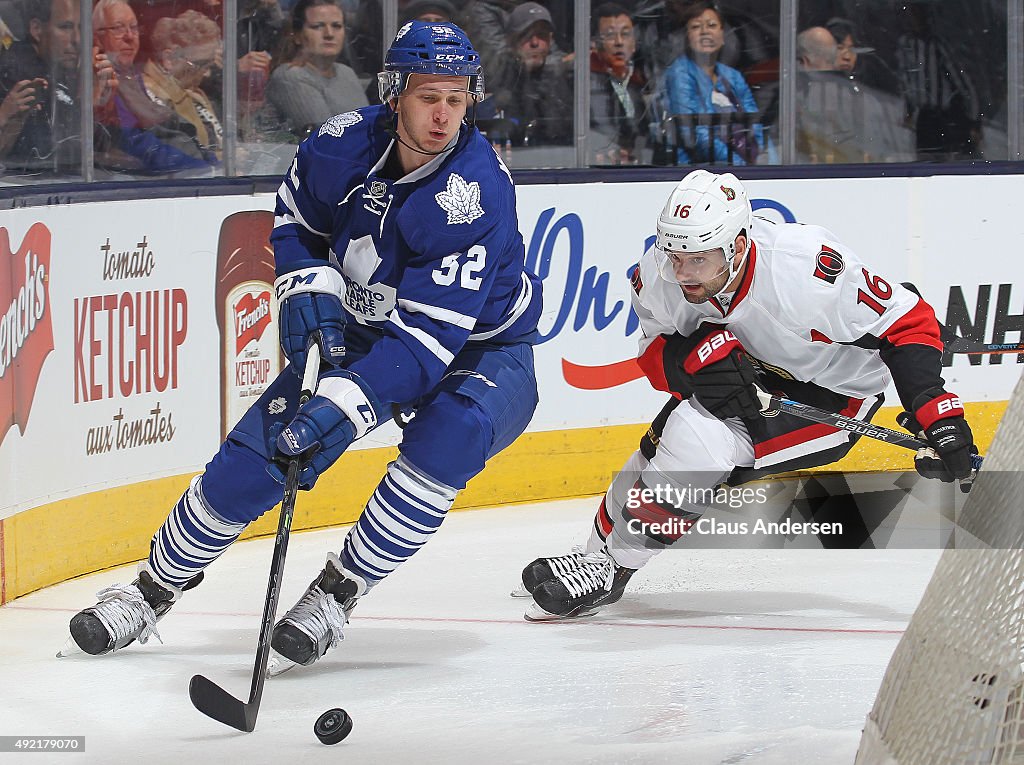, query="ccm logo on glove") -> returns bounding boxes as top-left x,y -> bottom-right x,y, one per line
685,330 -> 740,372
